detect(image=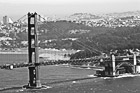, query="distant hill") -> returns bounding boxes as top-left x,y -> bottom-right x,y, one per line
69,13 -> 101,20
102,11 -> 140,18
